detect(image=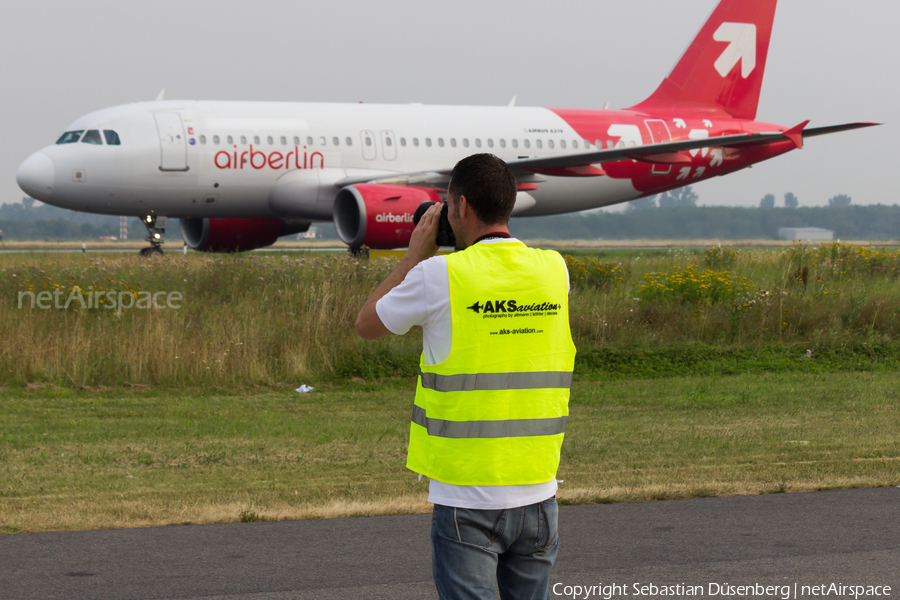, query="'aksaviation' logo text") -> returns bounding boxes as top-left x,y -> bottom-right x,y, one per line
467,300 -> 560,314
